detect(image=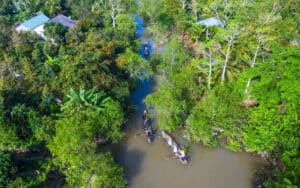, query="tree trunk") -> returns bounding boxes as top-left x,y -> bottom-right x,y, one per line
192,0 -> 198,23
208,48 -> 212,90
180,0 -> 186,10
109,0 -> 121,28
245,42 -> 260,98
221,38 -> 233,84
112,15 -> 116,27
